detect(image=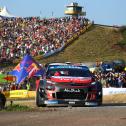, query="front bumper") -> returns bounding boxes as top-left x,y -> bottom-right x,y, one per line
44,99 -> 101,106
